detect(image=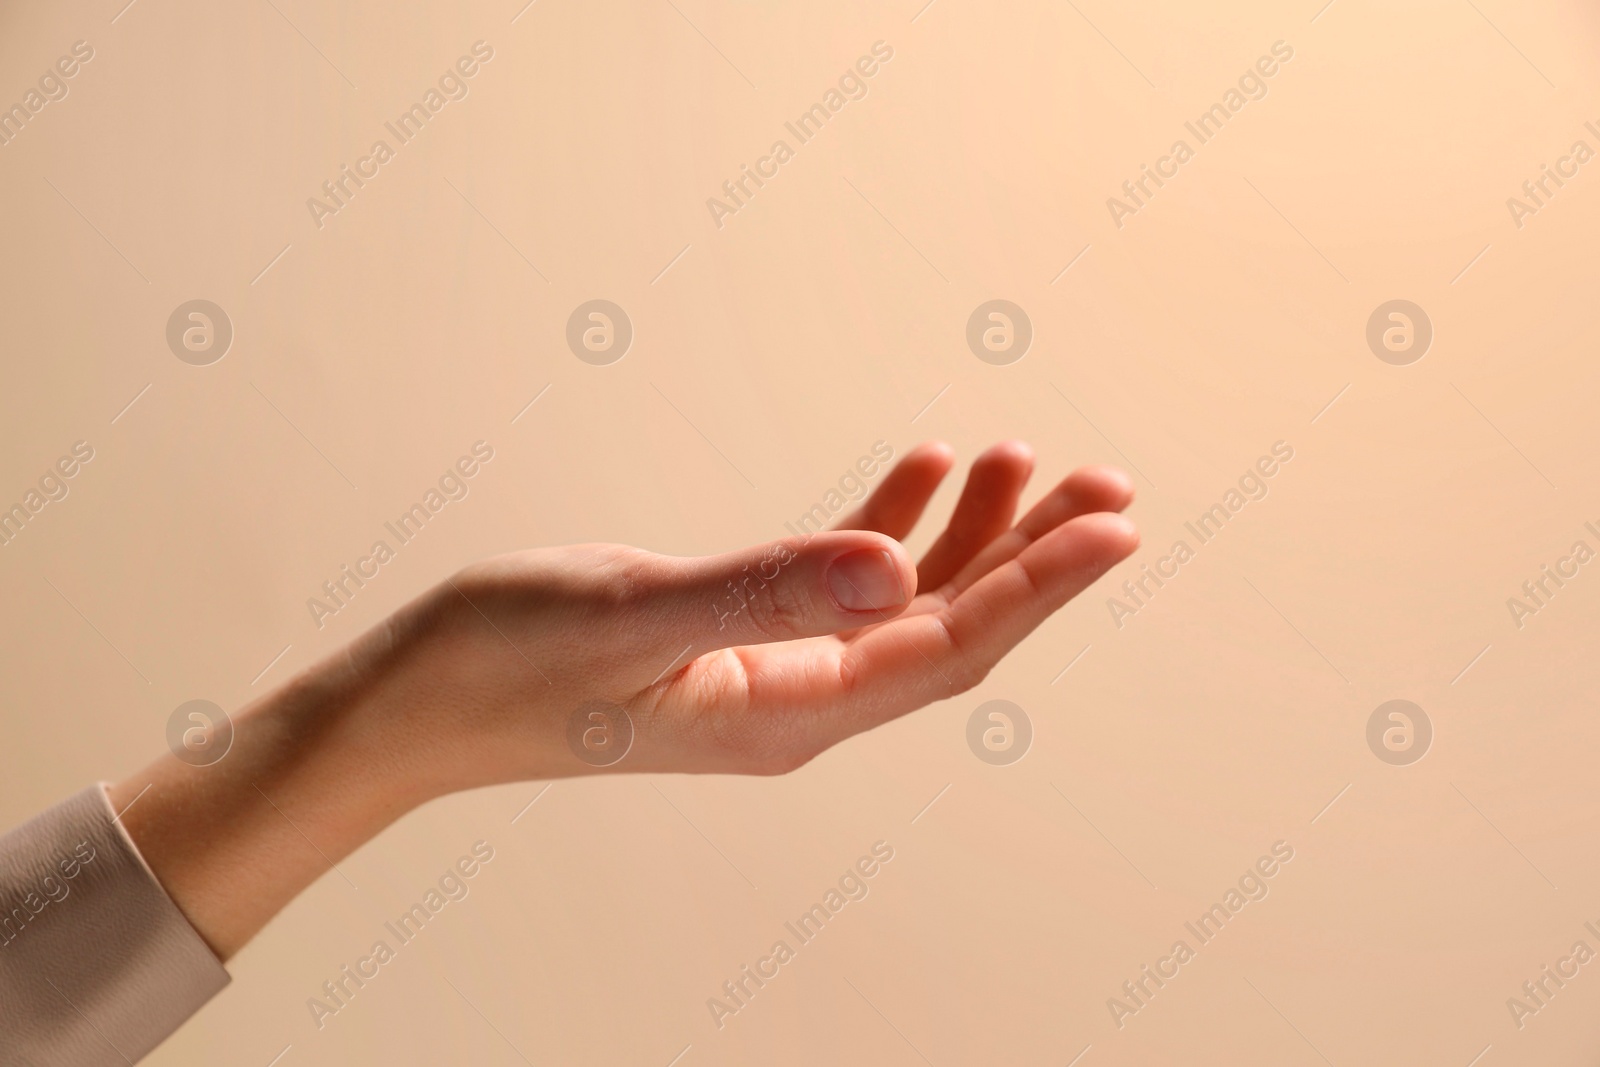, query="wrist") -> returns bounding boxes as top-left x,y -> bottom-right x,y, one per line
353,573 -> 583,792
113,619 -> 431,959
